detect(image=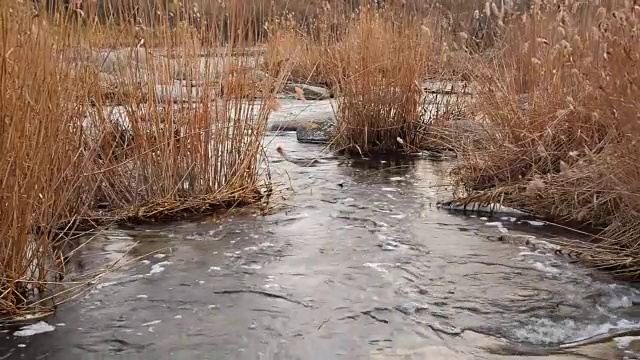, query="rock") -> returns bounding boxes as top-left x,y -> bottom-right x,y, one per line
296,115 -> 336,144
283,83 -> 331,100
267,119 -> 305,132
88,48 -> 150,82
